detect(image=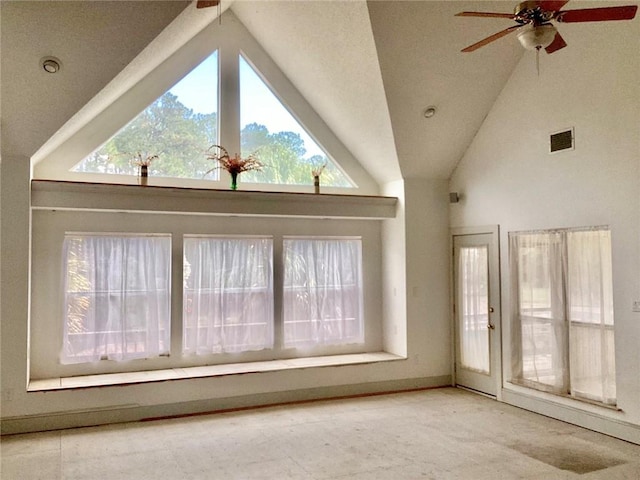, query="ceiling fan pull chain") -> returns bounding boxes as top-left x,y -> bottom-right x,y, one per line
536,47 -> 541,76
